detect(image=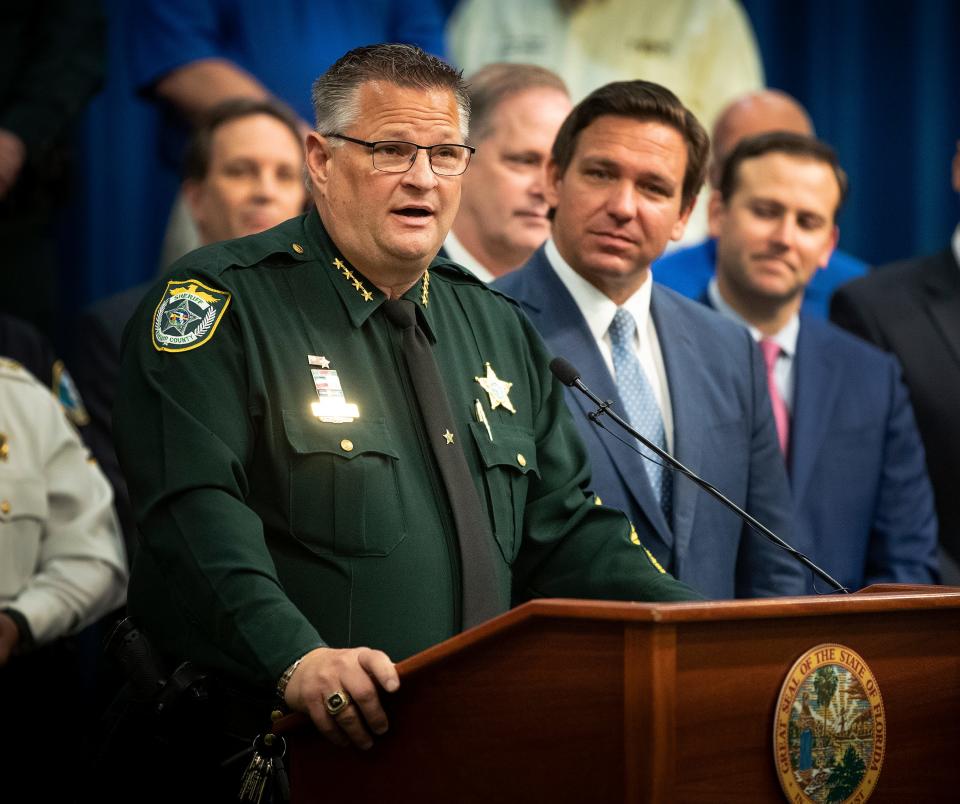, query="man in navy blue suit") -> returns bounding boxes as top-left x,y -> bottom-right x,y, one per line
831,141 -> 960,585
706,131 -> 938,591
496,81 -> 806,599
653,90 -> 868,318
